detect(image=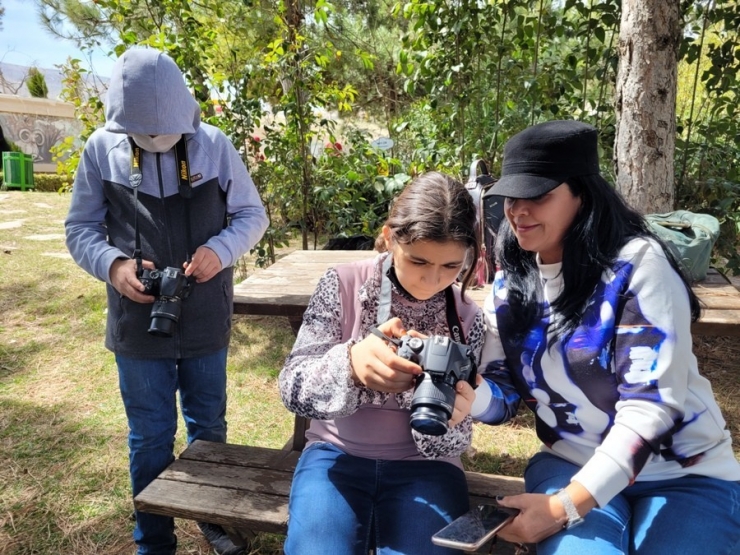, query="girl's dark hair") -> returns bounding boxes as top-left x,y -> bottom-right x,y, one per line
496,174 -> 701,344
375,171 -> 480,297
